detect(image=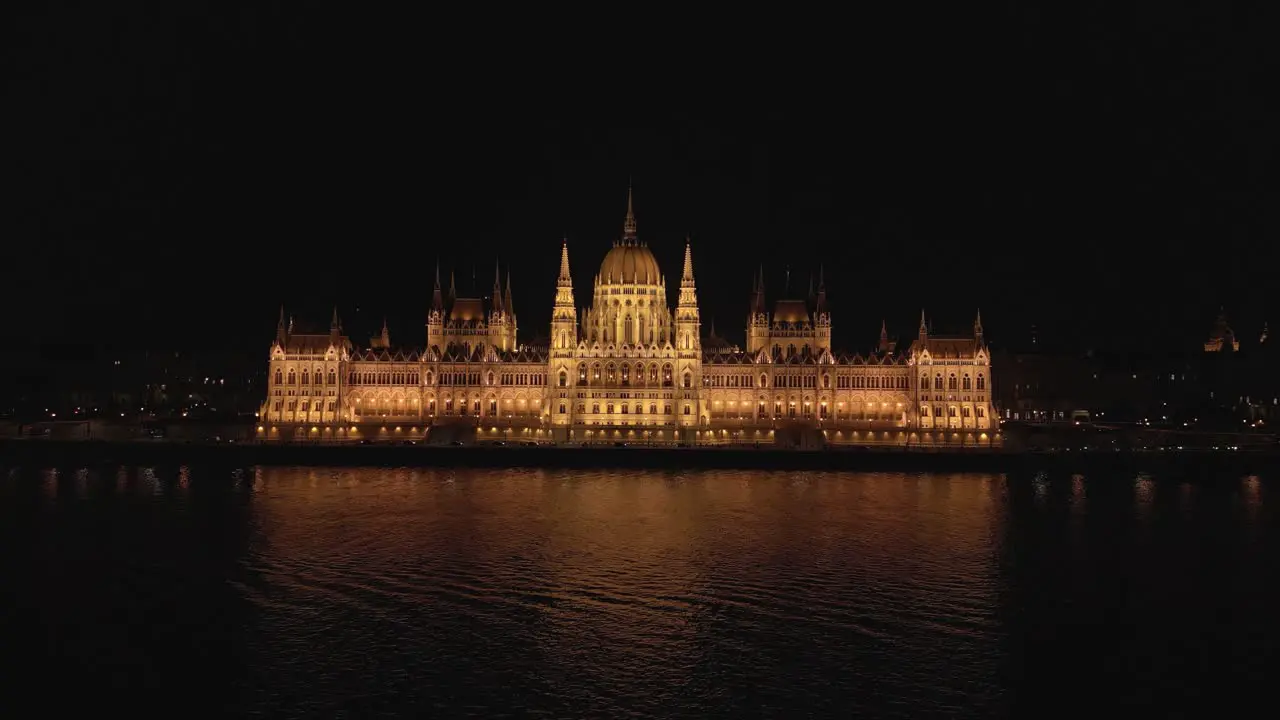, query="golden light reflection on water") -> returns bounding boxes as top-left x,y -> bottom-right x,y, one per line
1134,474 -> 1155,521
242,467 -> 1009,664
8,464 -> 1280,716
